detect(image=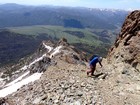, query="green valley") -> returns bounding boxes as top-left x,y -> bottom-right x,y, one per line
0,26 -> 117,66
